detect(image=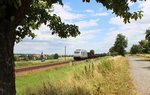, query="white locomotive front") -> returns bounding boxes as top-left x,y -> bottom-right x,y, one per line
74,49 -> 88,60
